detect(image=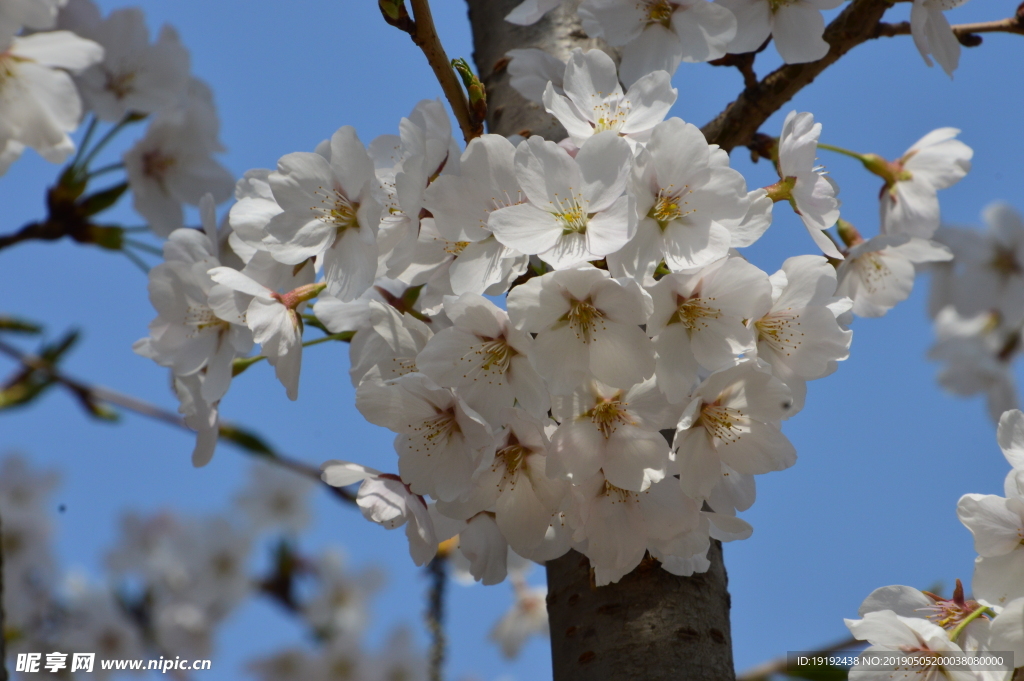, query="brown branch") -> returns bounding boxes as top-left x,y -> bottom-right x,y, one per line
875,16 -> 1024,44
736,636 -> 861,681
390,0 -> 482,143
426,555 -> 448,681
0,338 -> 356,505
701,0 -> 896,151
